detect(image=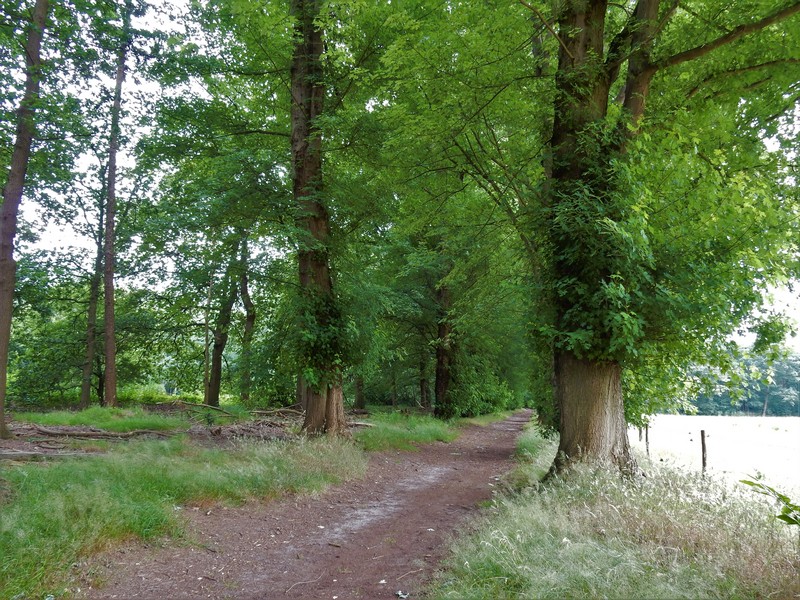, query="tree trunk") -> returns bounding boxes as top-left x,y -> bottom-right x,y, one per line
291,0 -> 346,435
207,259 -> 239,407
0,0 -> 49,439
103,0 -> 132,408
80,193 -> 105,408
239,242 -> 256,406
419,358 -> 429,410
434,285 -> 455,419
551,351 -> 634,473
353,375 -> 366,410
